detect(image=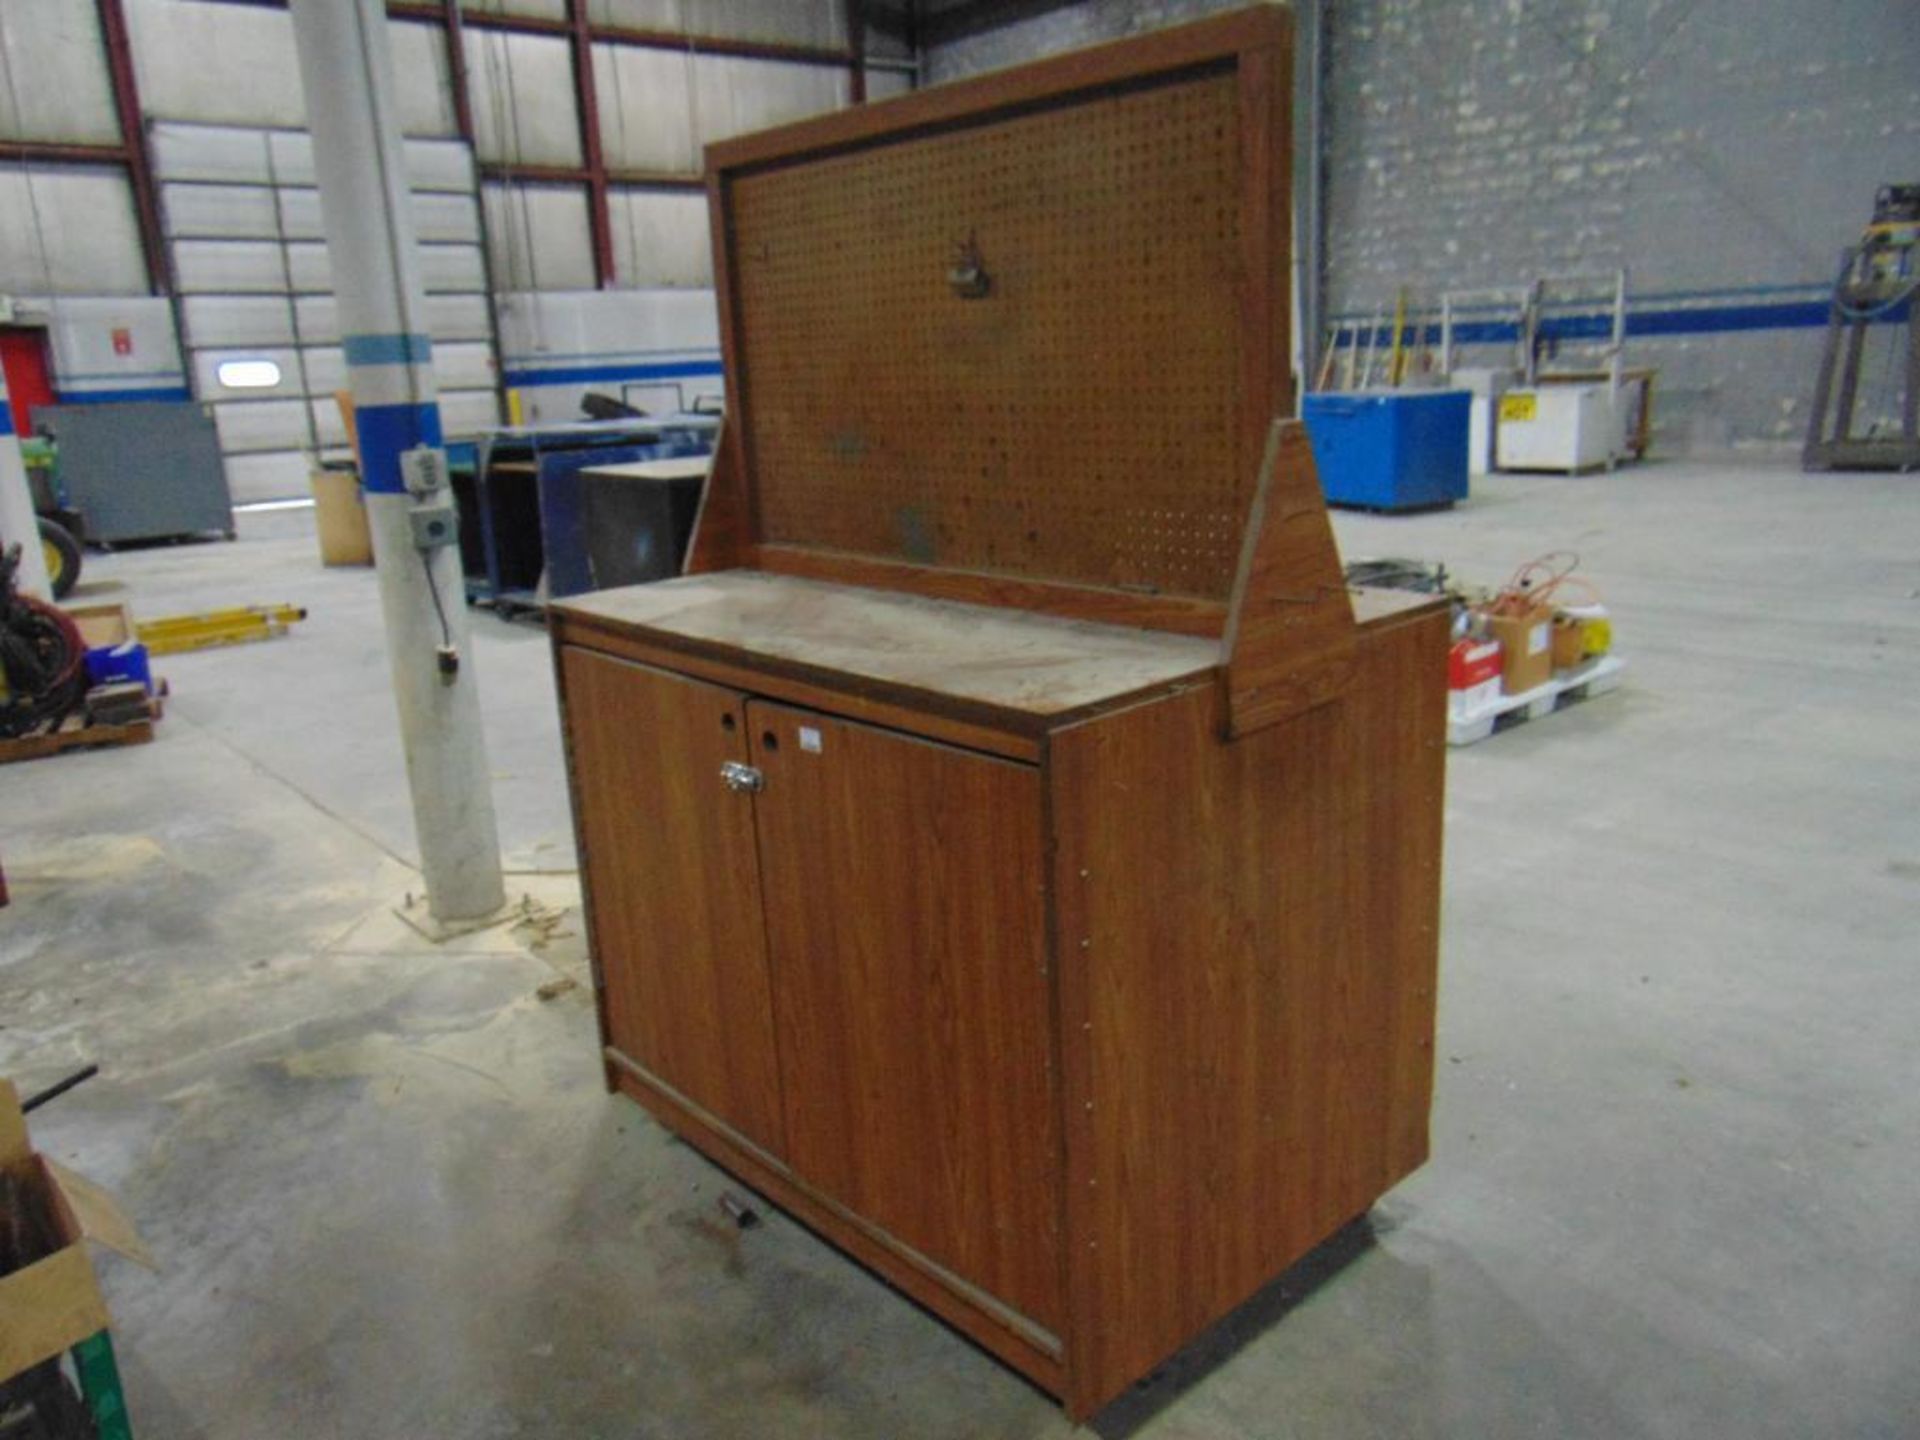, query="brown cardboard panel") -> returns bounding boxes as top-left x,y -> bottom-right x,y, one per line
310,468 -> 373,567
1486,609 -> 1554,695
44,1158 -> 156,1270
0,1078 -> 152,1383
0,1247 -> 111,1380
0,1079 -> 26,1165
65,602 -> 136,650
